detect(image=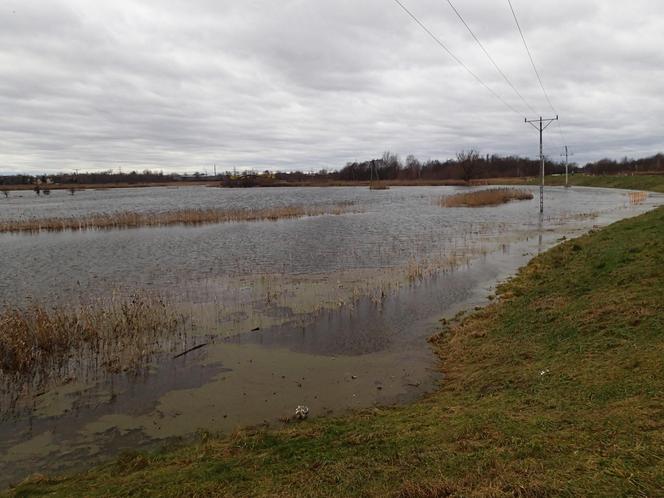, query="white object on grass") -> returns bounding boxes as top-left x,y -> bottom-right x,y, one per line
295,405 -> 309,420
